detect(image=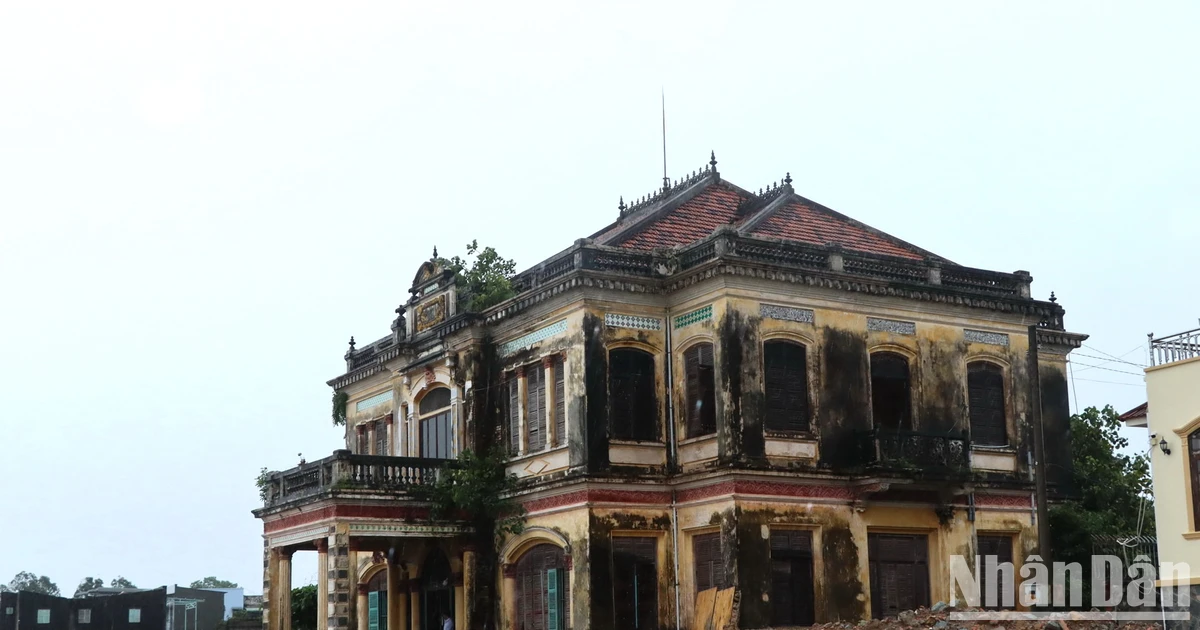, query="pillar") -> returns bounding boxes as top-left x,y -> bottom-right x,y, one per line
461,548 -> 476,630
517,366 -> 528,454
453,572 -> 464,630
409,577 -> 421,630
543,356 -> 556,447
330,528 -> 354,630
348,539 -> 361,630
279,549 -> 294,630
356,585 -> 368,630
386,559 -> 402,630
263,540 -> 279,630
316,540 -> 329,630
501,563 -> 517,630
